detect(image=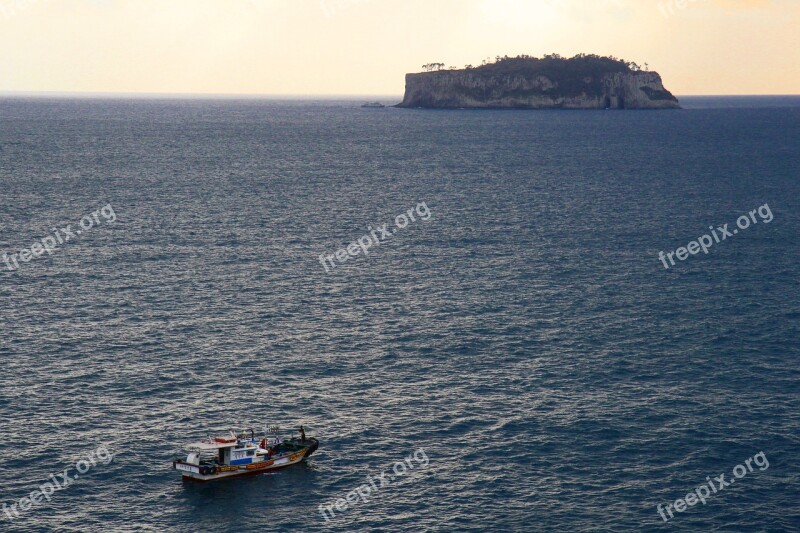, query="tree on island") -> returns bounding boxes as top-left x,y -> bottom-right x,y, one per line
422,63 -> 445,72
422,54 -> 648,77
